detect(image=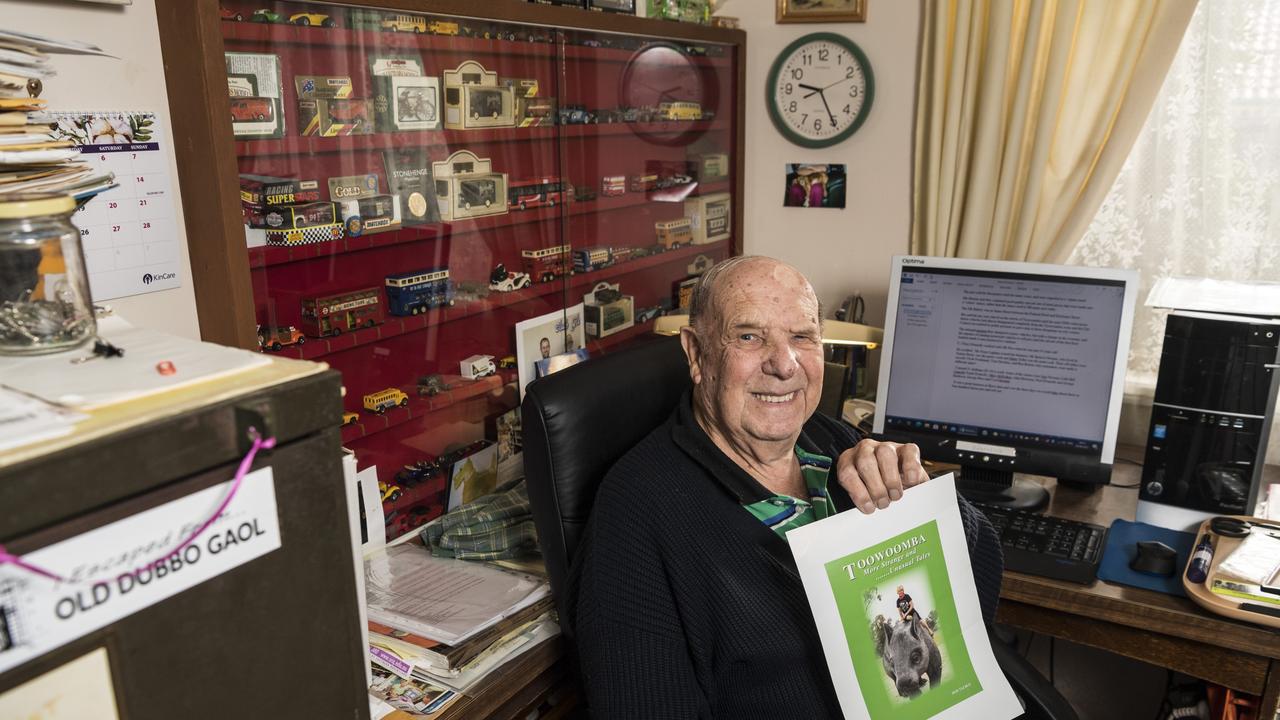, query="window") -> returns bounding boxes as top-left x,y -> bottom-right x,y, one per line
1069,0 -> 1280,386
